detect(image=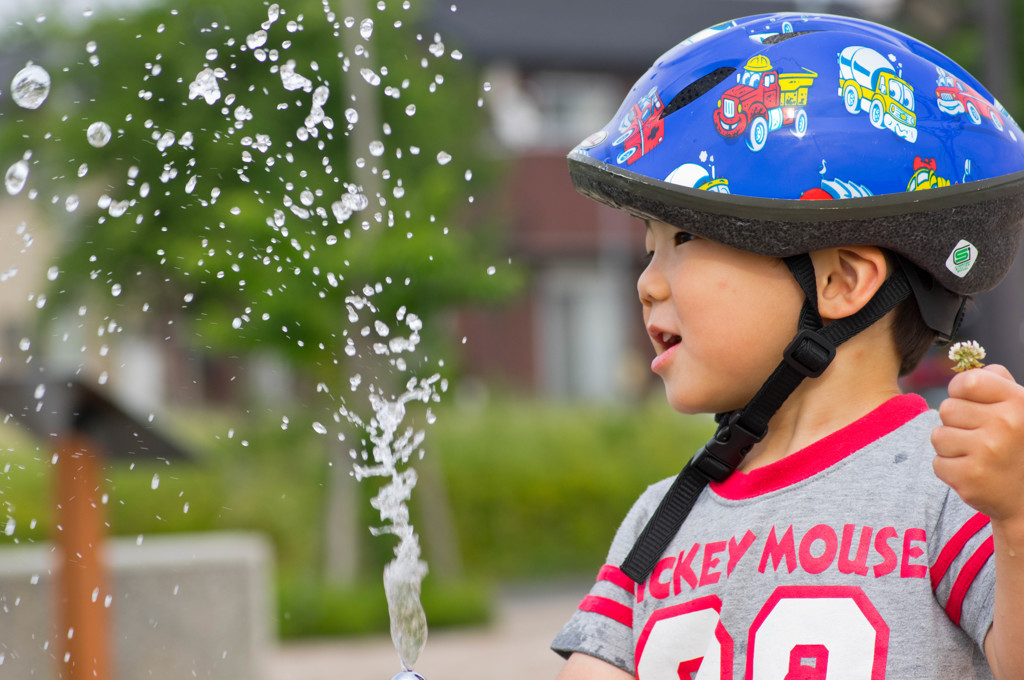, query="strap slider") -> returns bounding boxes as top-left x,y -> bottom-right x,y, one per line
783,329 -> 837,378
